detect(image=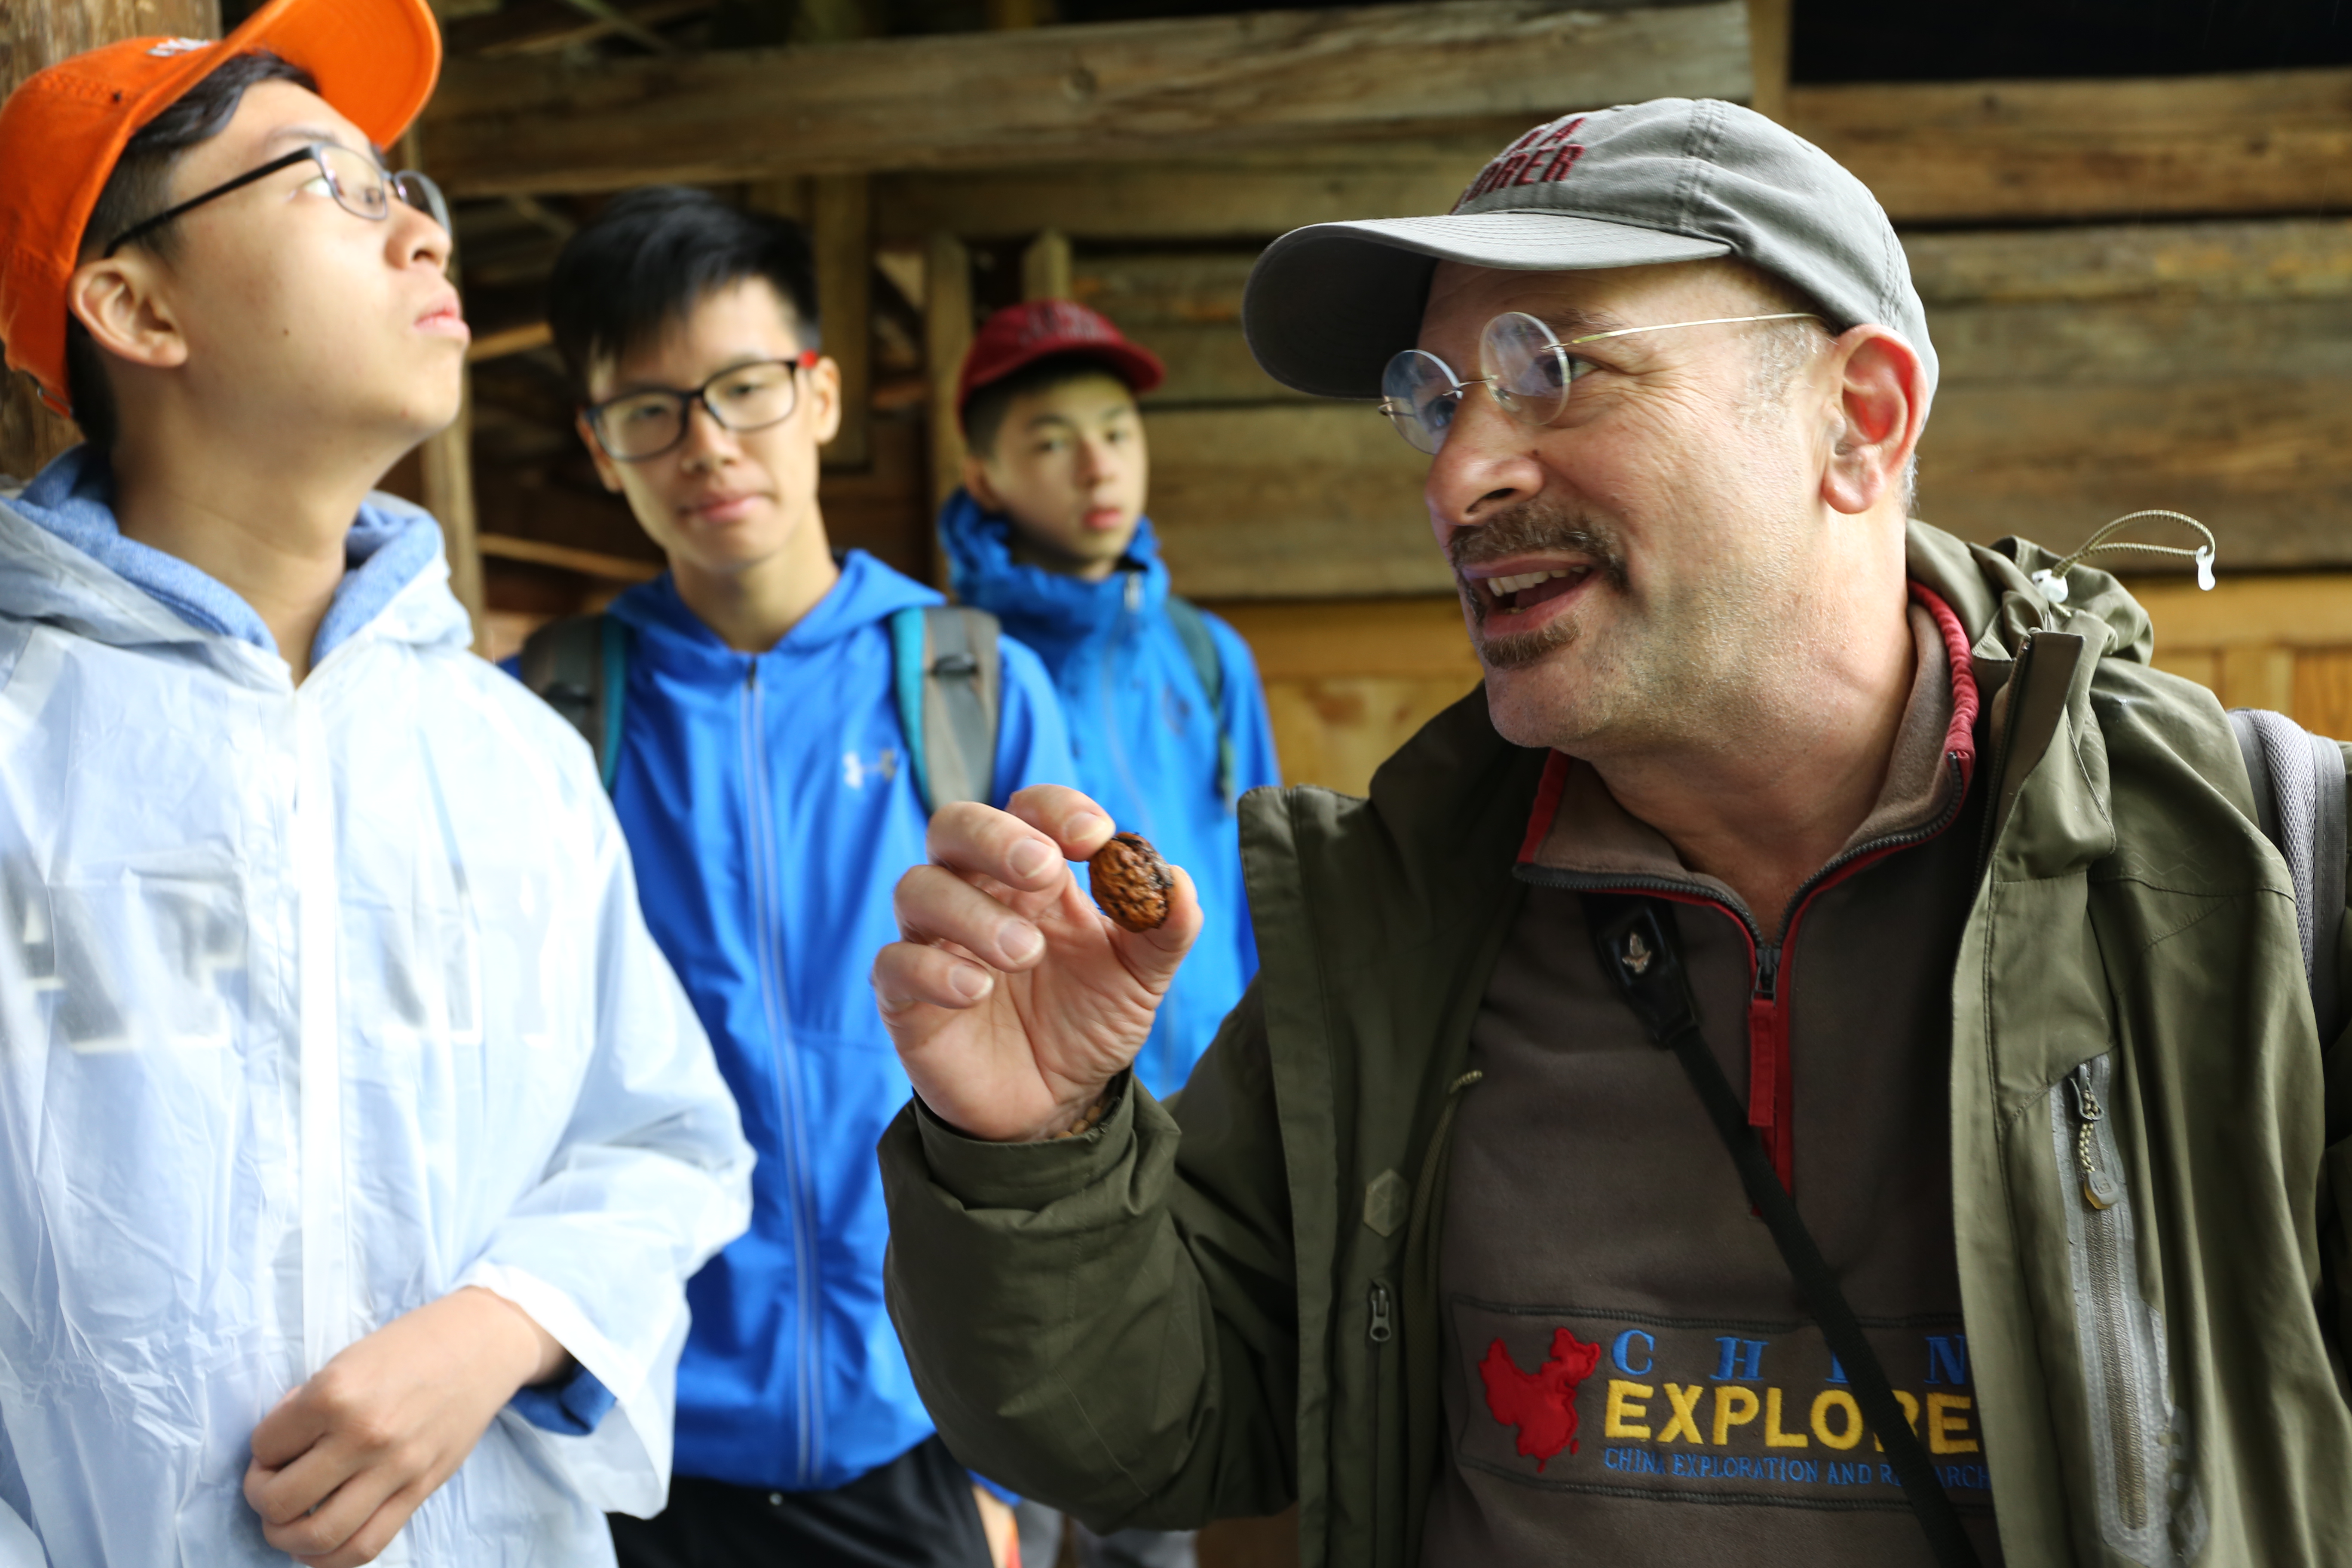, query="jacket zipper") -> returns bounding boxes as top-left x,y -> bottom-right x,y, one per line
1522,754 -> 1969,1191
2067,1060 -> 2150,1531
1366,1277 -> 1393,1566
741,661 -> 824,1484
